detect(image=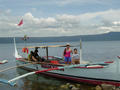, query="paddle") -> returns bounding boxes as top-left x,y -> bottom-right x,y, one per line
0,64 -> 82,86
0,61 -> 38,73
